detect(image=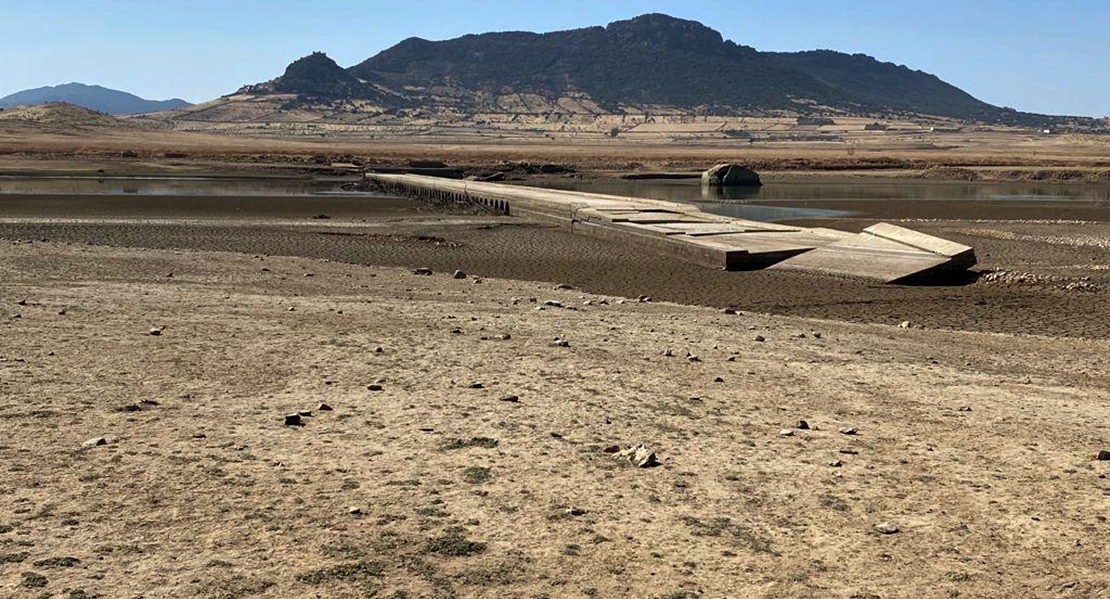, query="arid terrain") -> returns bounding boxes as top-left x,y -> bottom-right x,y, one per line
2,240 -> 1109,599
2,109 -> 1110,597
